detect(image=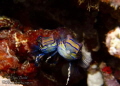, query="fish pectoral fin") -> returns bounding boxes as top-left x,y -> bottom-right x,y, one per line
45,51 -> 57,63
35,54 -> 44,62
35,53 -> 44,66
